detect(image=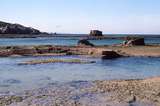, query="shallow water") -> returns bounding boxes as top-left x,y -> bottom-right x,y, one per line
0,37 -> 159,46
0,37 -> 123,46
0,56 -> 160,93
